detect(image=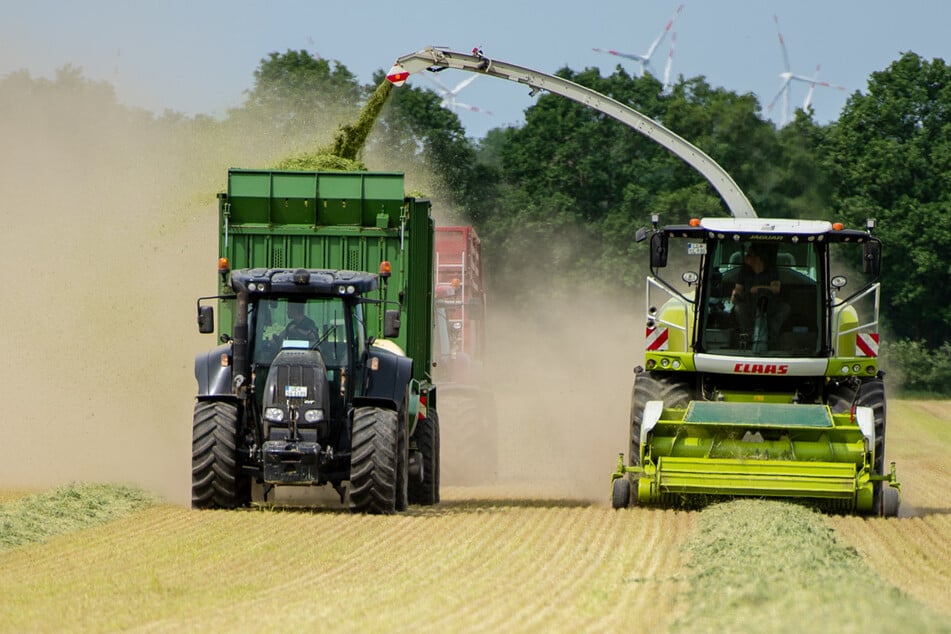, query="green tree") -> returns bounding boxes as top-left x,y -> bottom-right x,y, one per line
822,52 -> 951,343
